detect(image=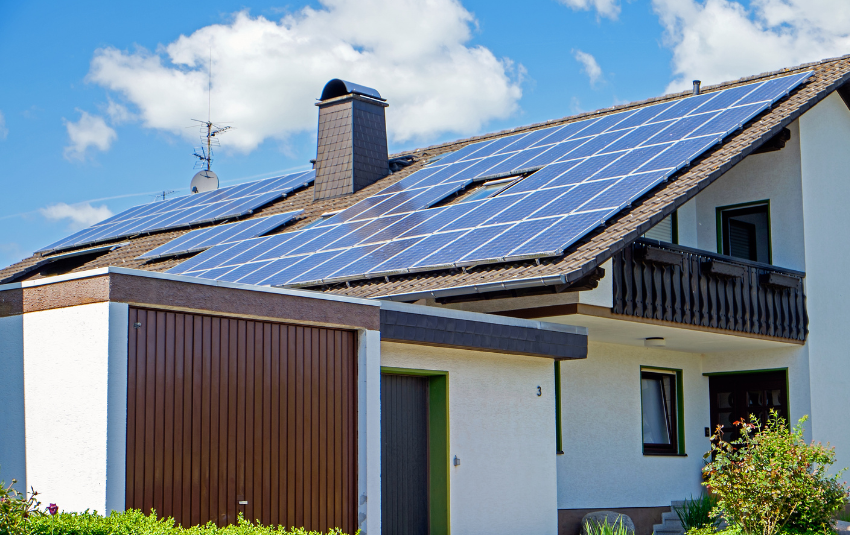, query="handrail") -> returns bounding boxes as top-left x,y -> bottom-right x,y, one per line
635,238 -> 806,278
612,240 -> 808,341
